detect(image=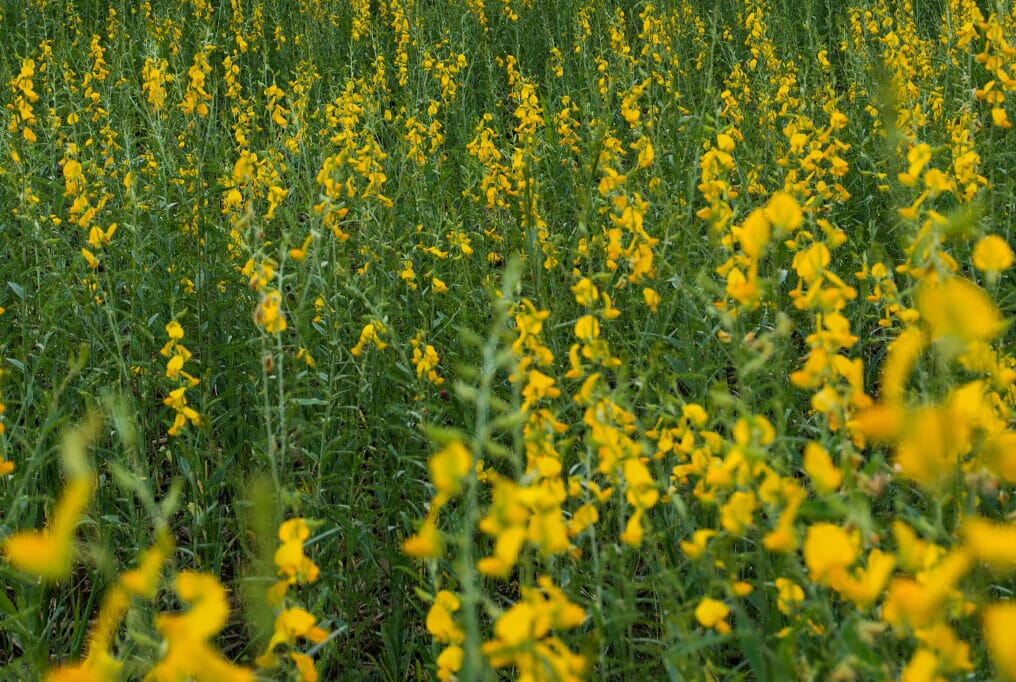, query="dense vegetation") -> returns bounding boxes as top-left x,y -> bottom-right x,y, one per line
2,0 -> 1016,679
